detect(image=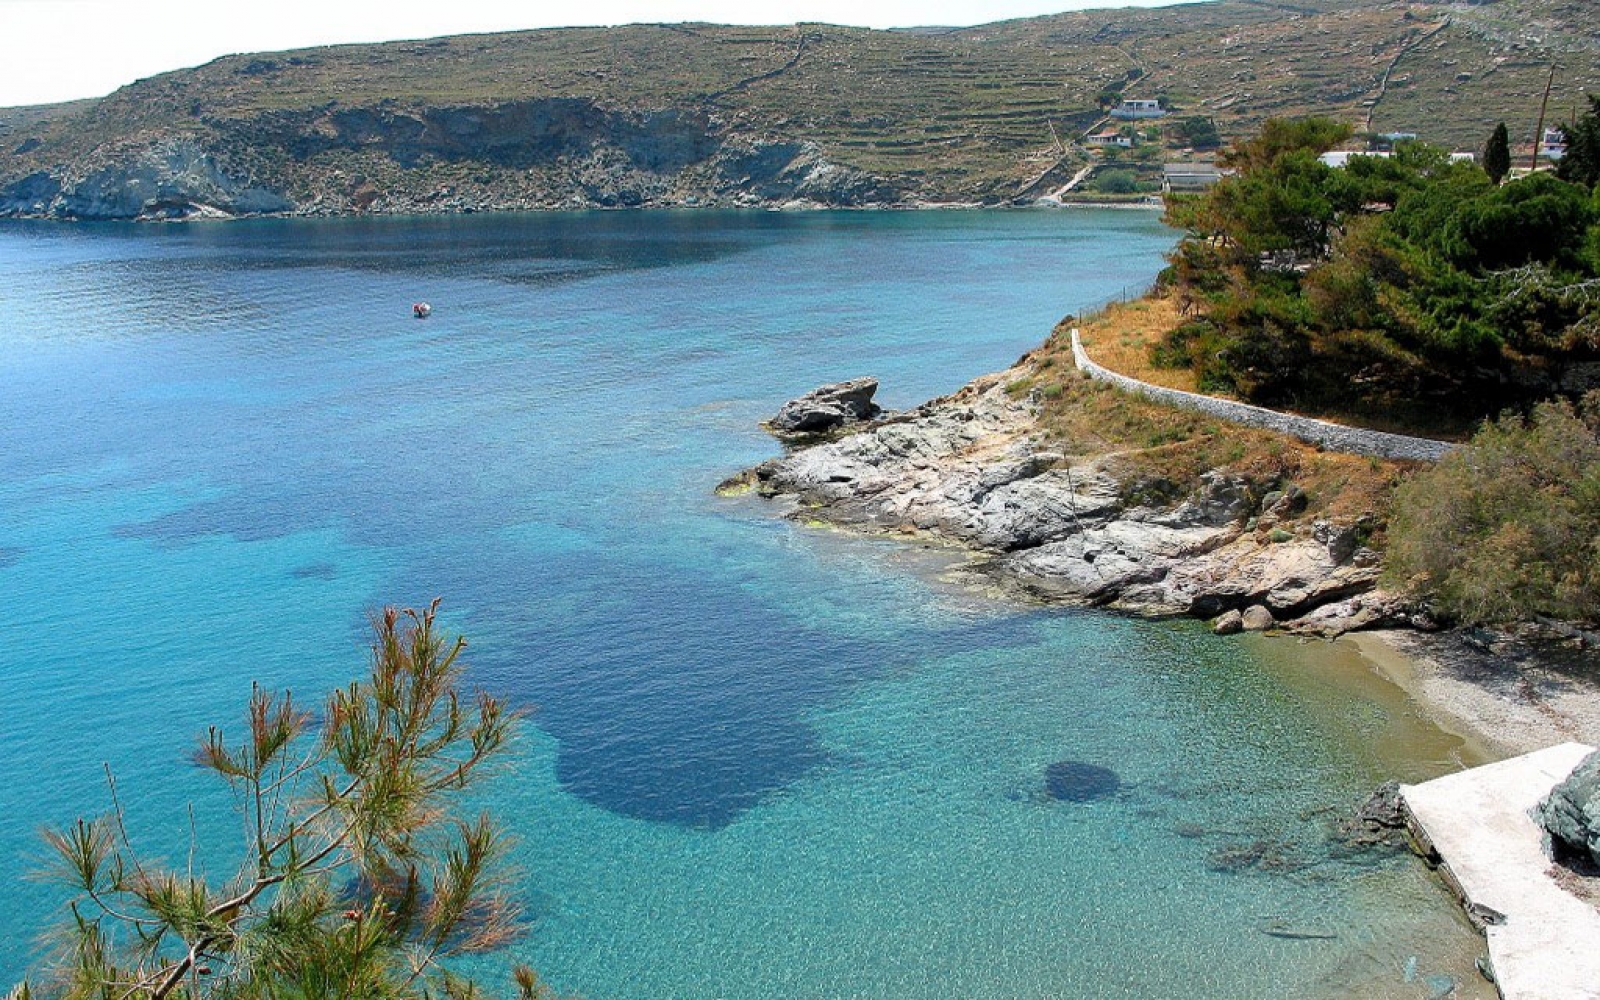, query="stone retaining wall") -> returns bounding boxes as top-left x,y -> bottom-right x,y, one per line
1069,328 -> 1455,462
